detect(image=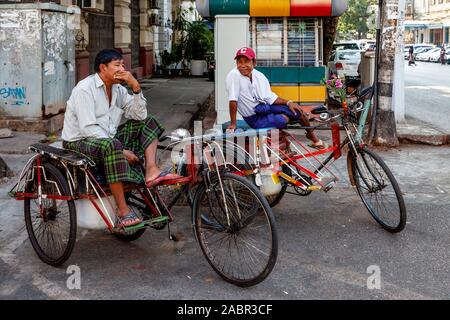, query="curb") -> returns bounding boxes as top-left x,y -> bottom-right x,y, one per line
397,133 -> 449,146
